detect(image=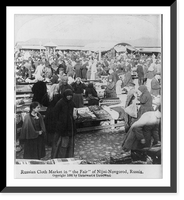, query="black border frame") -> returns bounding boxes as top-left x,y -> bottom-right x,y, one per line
4,3 -> 177,193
